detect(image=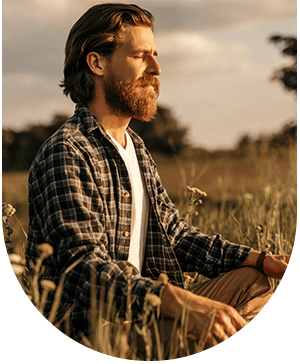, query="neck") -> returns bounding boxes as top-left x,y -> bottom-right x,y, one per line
87,89 -> 131,148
